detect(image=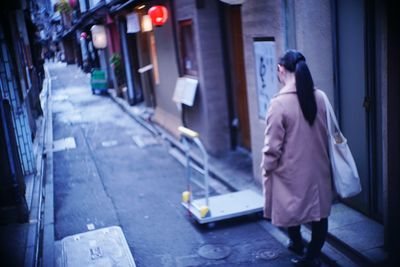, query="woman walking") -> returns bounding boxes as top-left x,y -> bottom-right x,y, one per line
261,50 -> 332,267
